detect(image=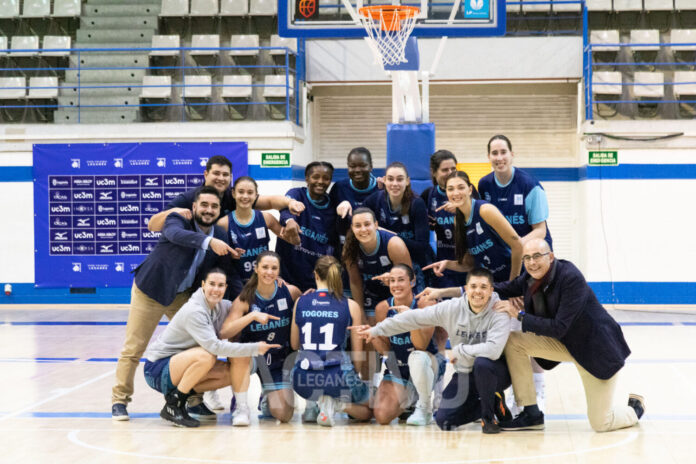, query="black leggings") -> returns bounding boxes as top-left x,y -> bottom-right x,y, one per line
435,357 -> 511,431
